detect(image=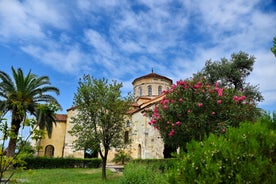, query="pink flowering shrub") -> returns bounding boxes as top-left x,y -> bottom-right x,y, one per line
148,78 -> 259,148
